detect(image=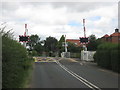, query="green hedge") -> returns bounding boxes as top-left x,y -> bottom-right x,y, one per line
111,50 -> 120,72
70,53 -> 81,58
94,43 -> 120,73
2,35 -> 33,88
